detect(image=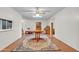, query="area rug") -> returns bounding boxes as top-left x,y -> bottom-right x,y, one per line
13,40 -> 60,52
13,34 -> 61,52
13,44 -> 60,52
